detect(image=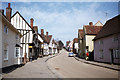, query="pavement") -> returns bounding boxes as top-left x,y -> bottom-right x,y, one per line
74,56 -> 120,71
2,53 -> 61,78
